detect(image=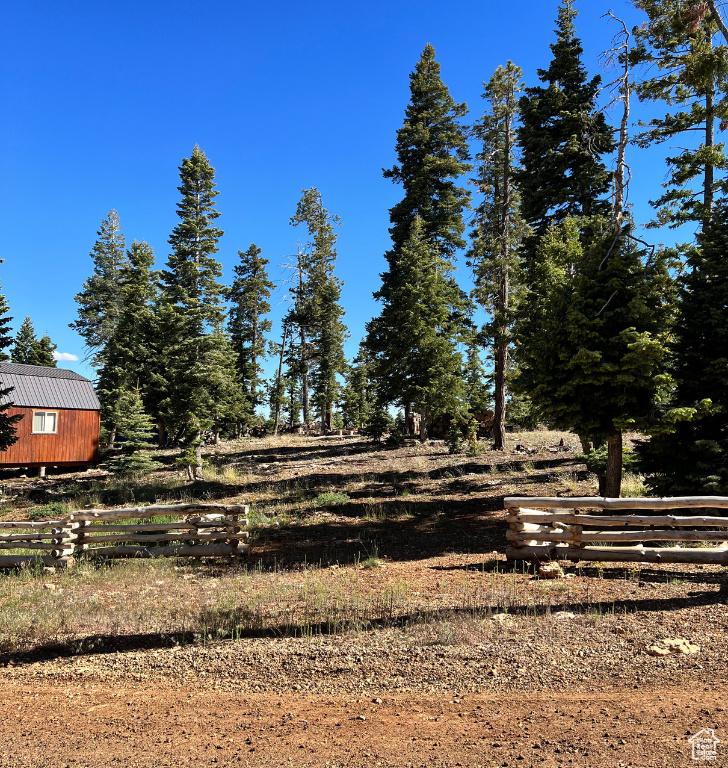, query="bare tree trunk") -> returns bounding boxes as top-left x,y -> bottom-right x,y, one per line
705,76 -> 715,223
193,439 -> 204,481
579,435 -> 593,454
404,403 -> 413,435
419,408 -> 431,443
604,431 -> 623,498
251,311 -> 258,408
273,325 -> 288,436
107,427 -> 117,449
301,327 -> 309,426
157,421 -> 166,449
709,0 -> 728,43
